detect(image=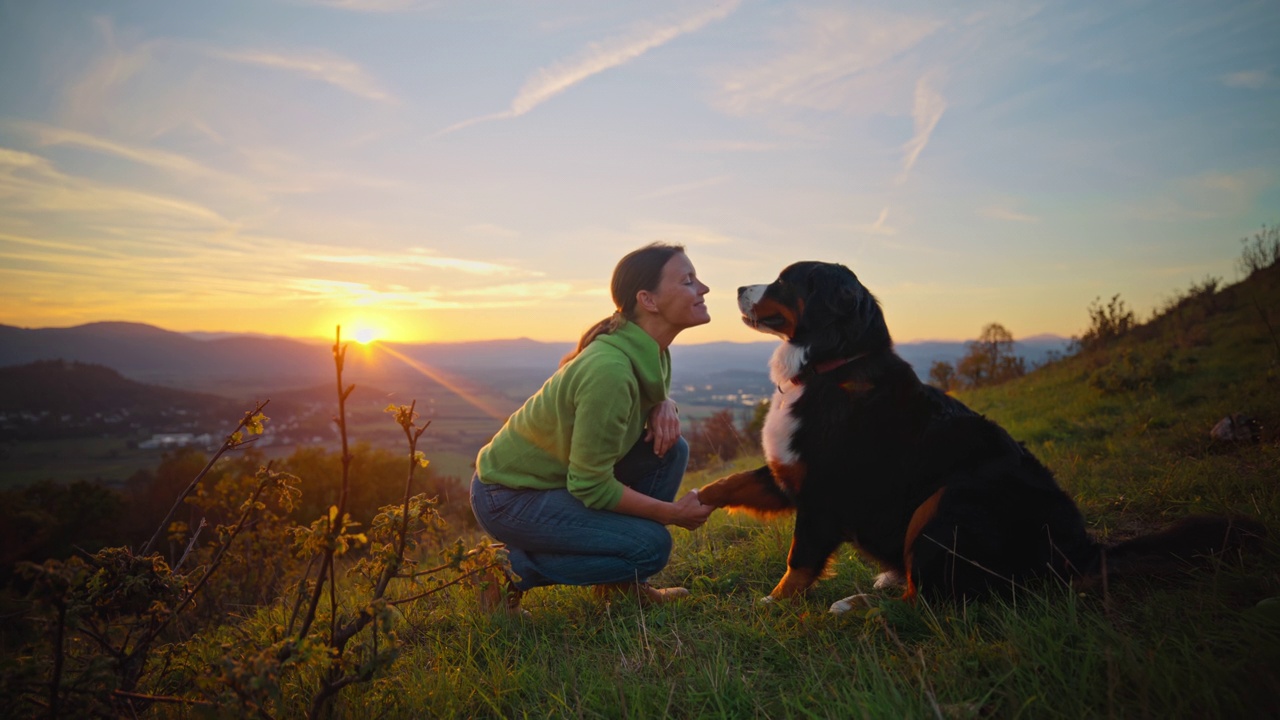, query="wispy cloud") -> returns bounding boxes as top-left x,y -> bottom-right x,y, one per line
438,0 -> 740,135
716,7 -> 942,116
856,207 -> 898,236
282,277 -> 573,309
979,201 -> 1039,223
0,145 -> 230,227
636,175 -> 729,200
290,0 -> 427,11
898,73 -> 946,181
62,17 -> 159,126
464,223 -> 520,239
211,48 -> 394,102
1221,69 -> 1272,89
1128,169 -> 1272,221
9,122 -> 254,188
305,250 -> 532,276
